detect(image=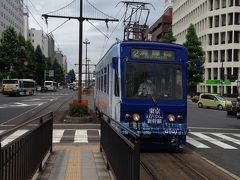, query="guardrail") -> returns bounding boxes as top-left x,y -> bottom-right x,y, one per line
100,113 -> 140,180
0,112 -> 53,180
